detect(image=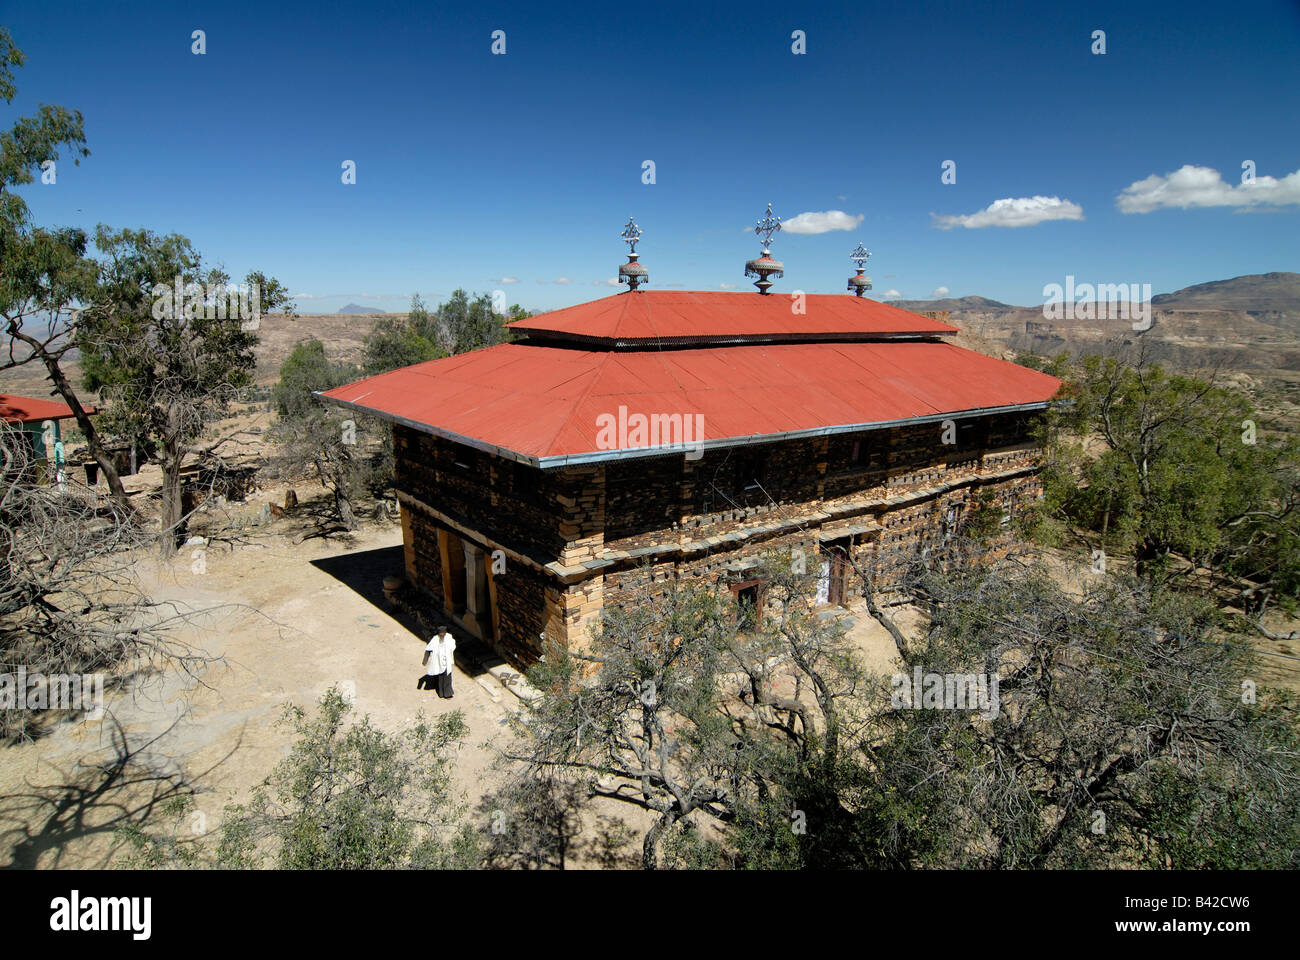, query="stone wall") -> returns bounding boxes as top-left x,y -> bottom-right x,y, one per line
491,559 -> 553,663
392,411 -> 1046,666
404,505 -> 444,603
